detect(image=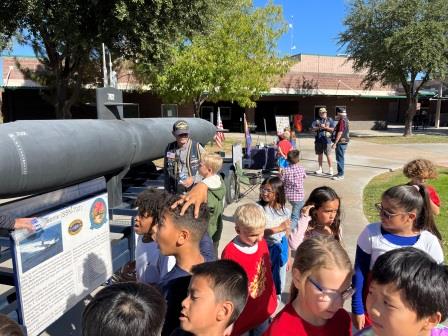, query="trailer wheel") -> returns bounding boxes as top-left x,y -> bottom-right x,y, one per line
225,170 -> 239,204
